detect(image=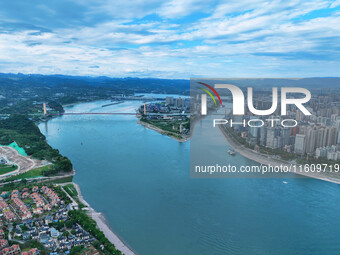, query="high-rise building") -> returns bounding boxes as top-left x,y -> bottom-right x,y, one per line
266,127 -> 277,149
248,117 -> 260,138
260,127 -> 267,146
166,97 -> 174,106
305,127 -> 317,154
295,134 -> 306,155
323,126 -> 338,147
175,97 -> 184,107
